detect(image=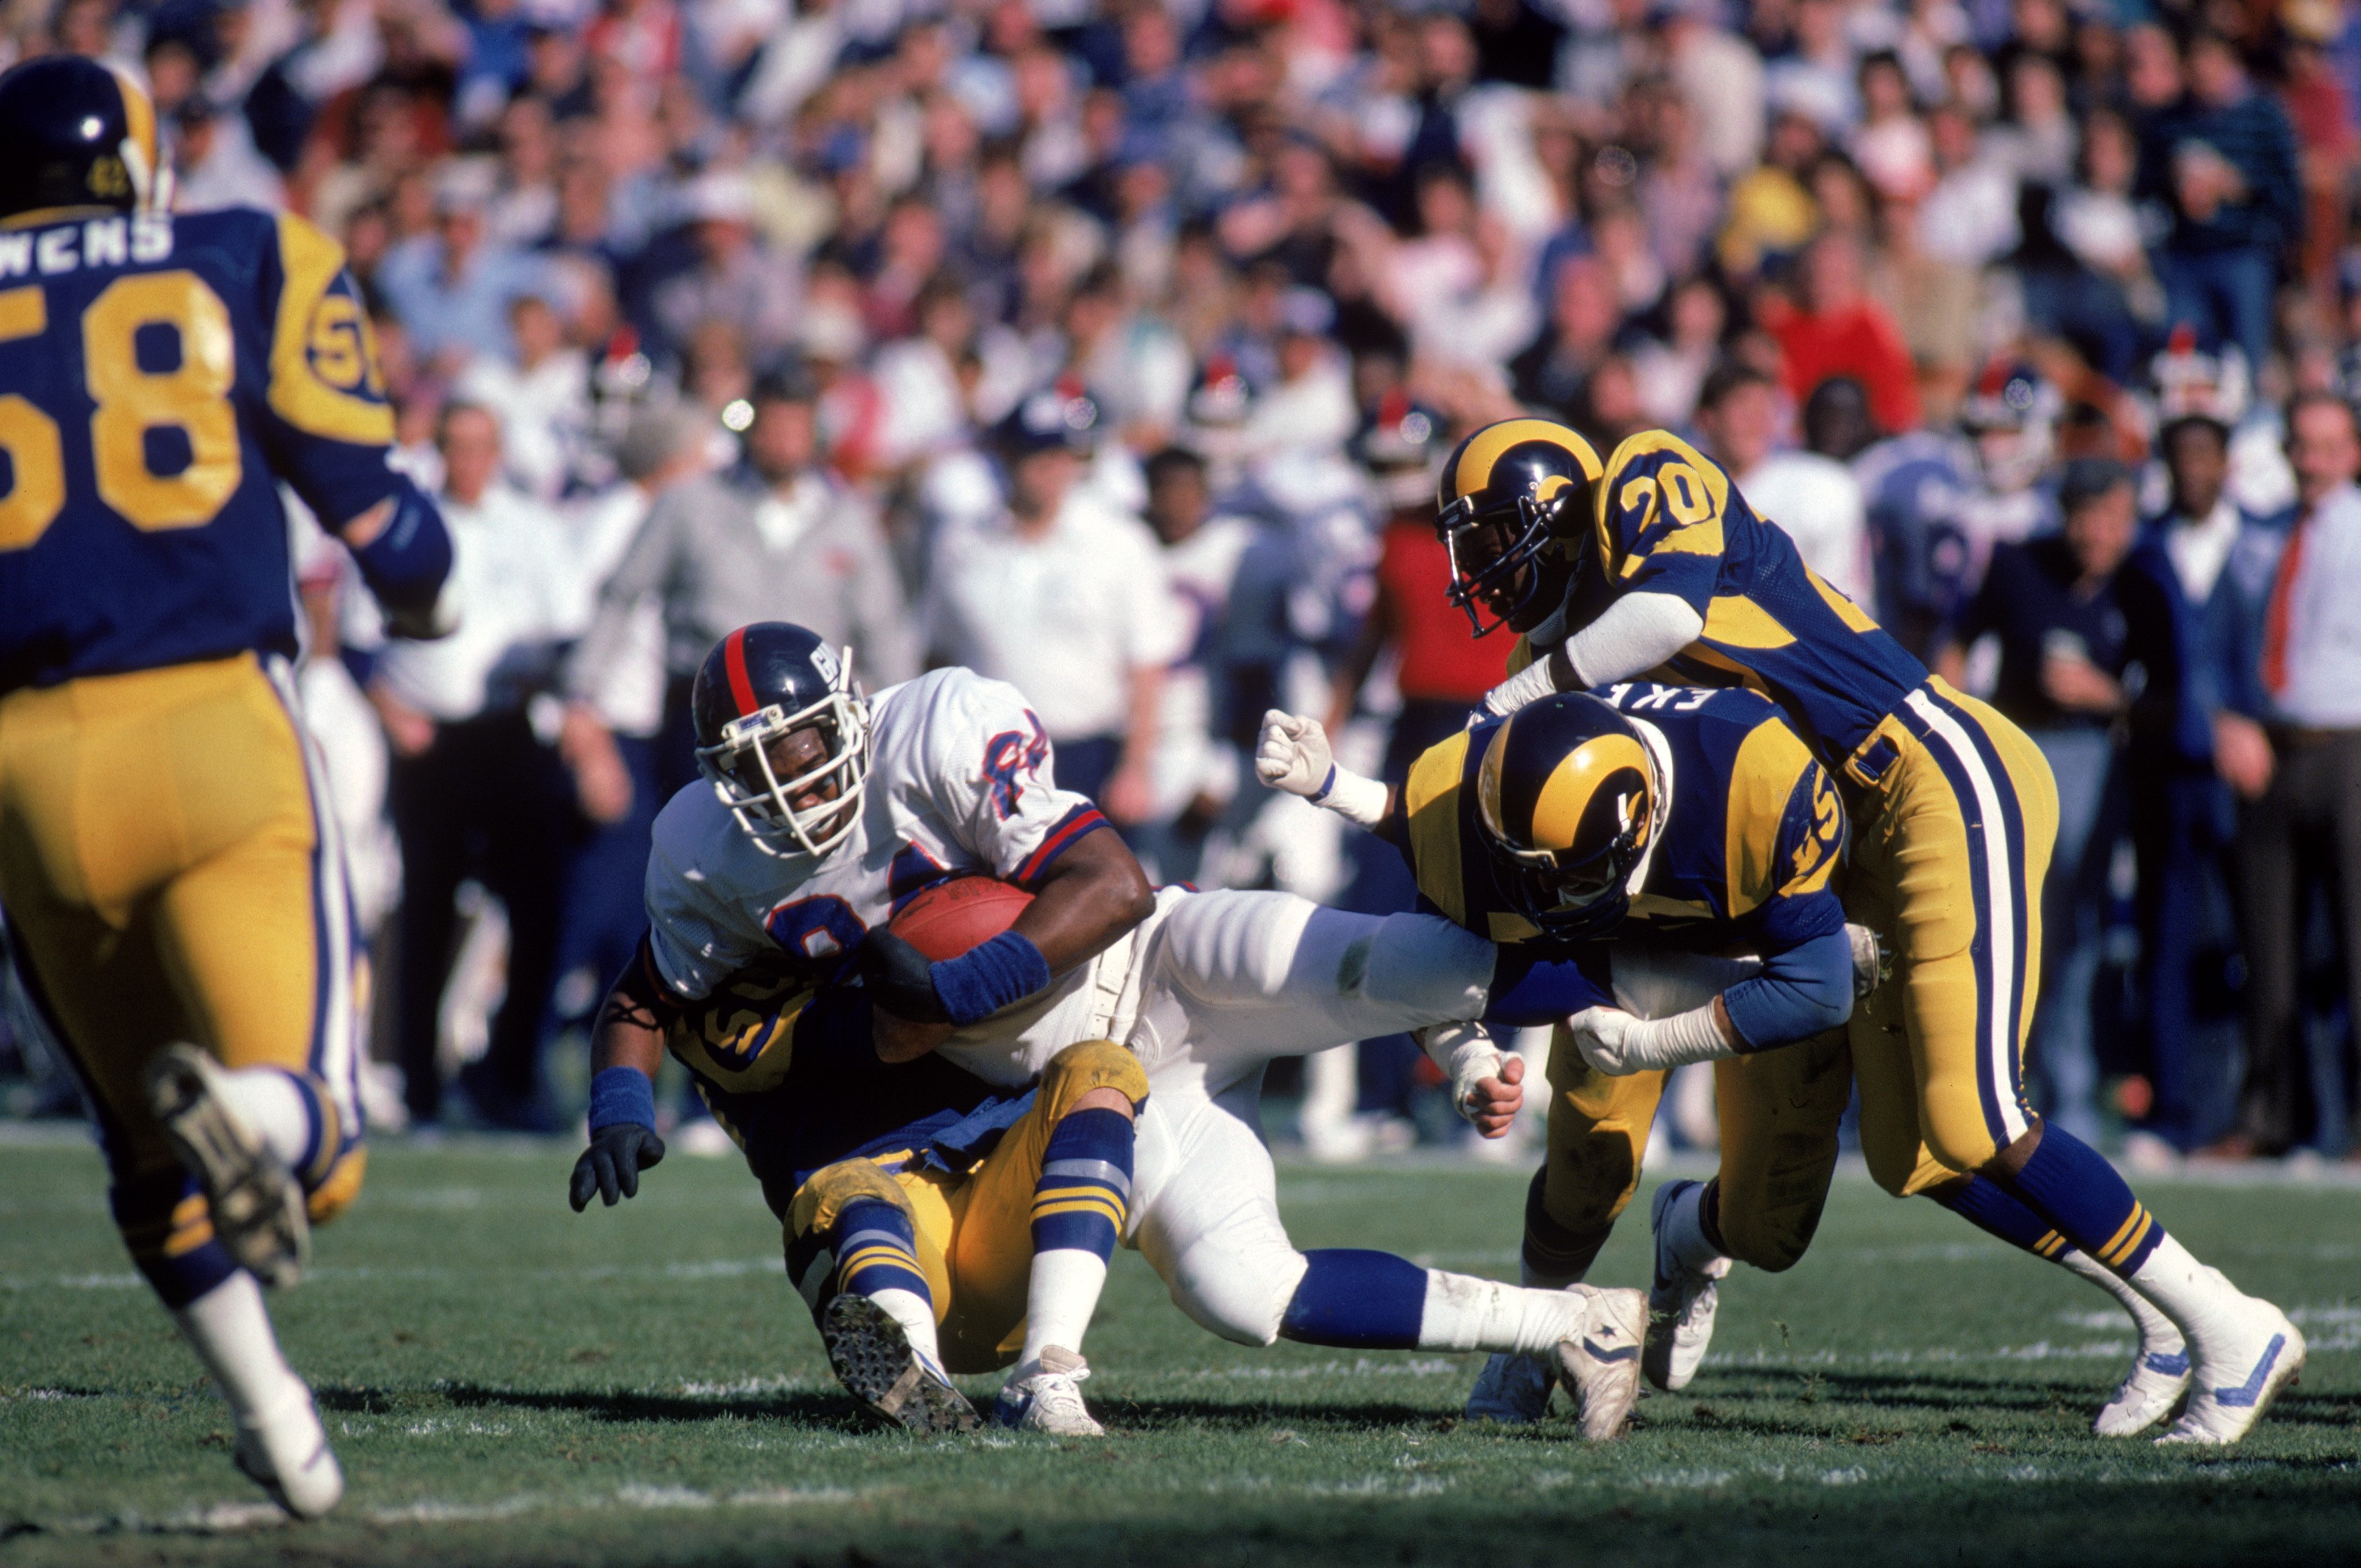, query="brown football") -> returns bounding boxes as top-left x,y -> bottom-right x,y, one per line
889,875 -> 1035,961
